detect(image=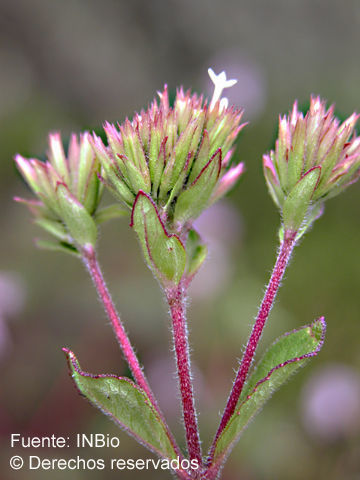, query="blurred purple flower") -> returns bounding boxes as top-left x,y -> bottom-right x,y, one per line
301,364 -> 360,442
